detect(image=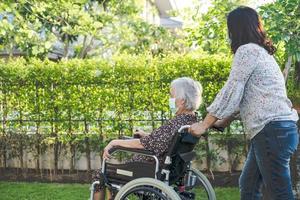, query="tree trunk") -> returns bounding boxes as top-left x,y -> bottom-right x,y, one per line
70,144 -> 76,173
78,36 -> 94,59
63,34 -> 69,59
295,61 -> 300,86
226,128 -> 233,174
79,35 -> 88,58
84,120 -> 91,172
19,136 -> 24,174
1,83 -> 7,169
54,138 -> 59,175
35,82 -> 41,175
53,111 -> 59,175
283,56 -> 293,83
68,109 -> 75,174
18,109 -> 24,175
205,135 -> 214,180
